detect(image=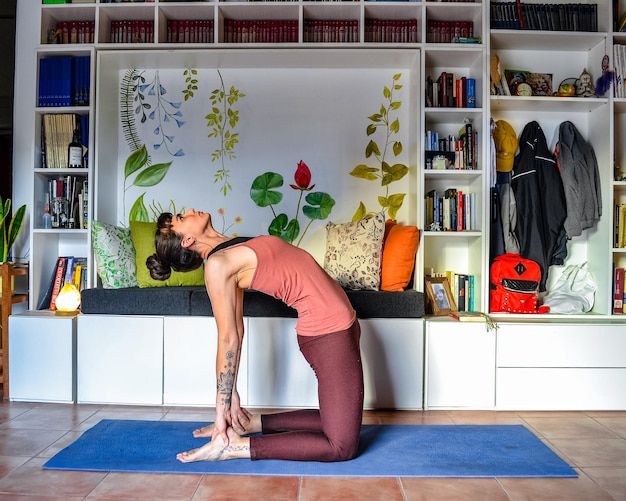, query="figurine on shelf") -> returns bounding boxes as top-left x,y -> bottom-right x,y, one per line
575,68 -> 596,97
595,54 -> 614,97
